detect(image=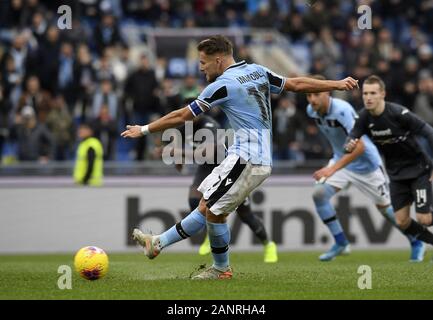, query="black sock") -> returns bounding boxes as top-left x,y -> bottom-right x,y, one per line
237,202 -> 269,244
188,197 -> 200,211
404,219 -> 433,245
